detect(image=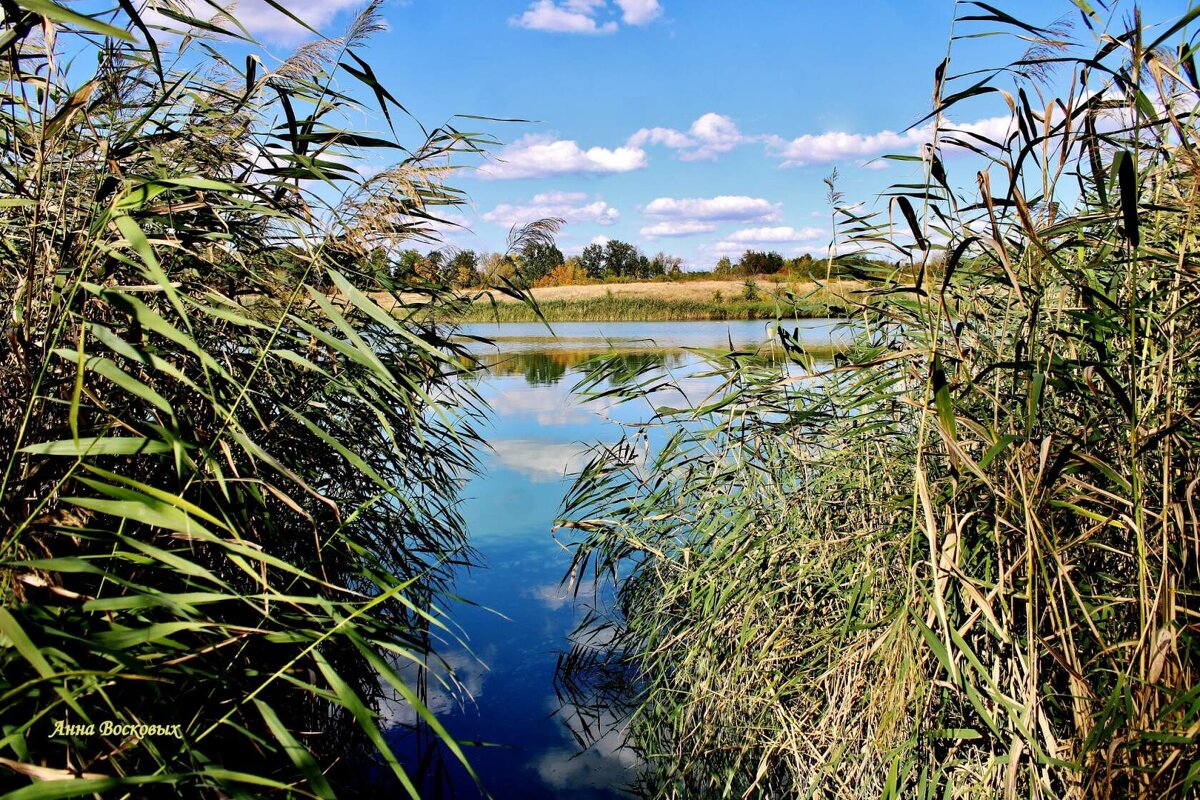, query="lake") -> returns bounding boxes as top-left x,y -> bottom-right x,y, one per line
389,319 -> 848,799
